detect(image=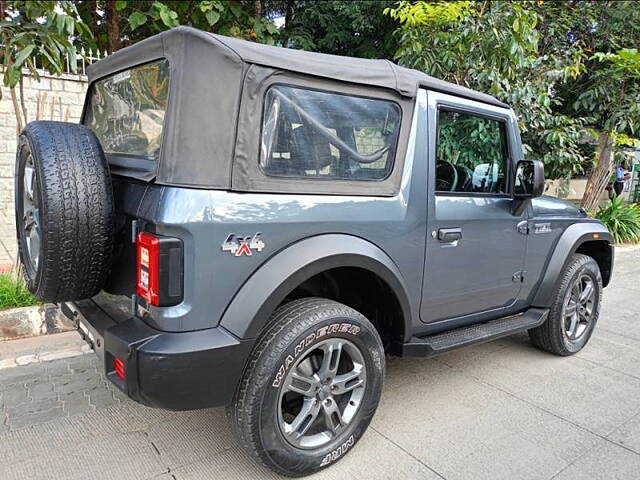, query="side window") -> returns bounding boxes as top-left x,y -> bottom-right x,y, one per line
260,85 -> 401,181
436,109 -> 509,194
